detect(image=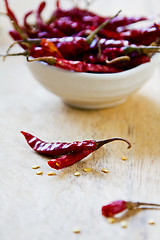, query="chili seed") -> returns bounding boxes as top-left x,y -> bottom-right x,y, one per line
74,171 -> 80,176
32,165 -> 40,169
36,170 -> 43,175
107,218 -> 115,224
83,168 -> 92,172
102,168 -> 109,174
121,156 -> 127,161
47,172 -> 56,176
73,228 -> 81,233
120,221 -> 128,228
148,218 -> 155,225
